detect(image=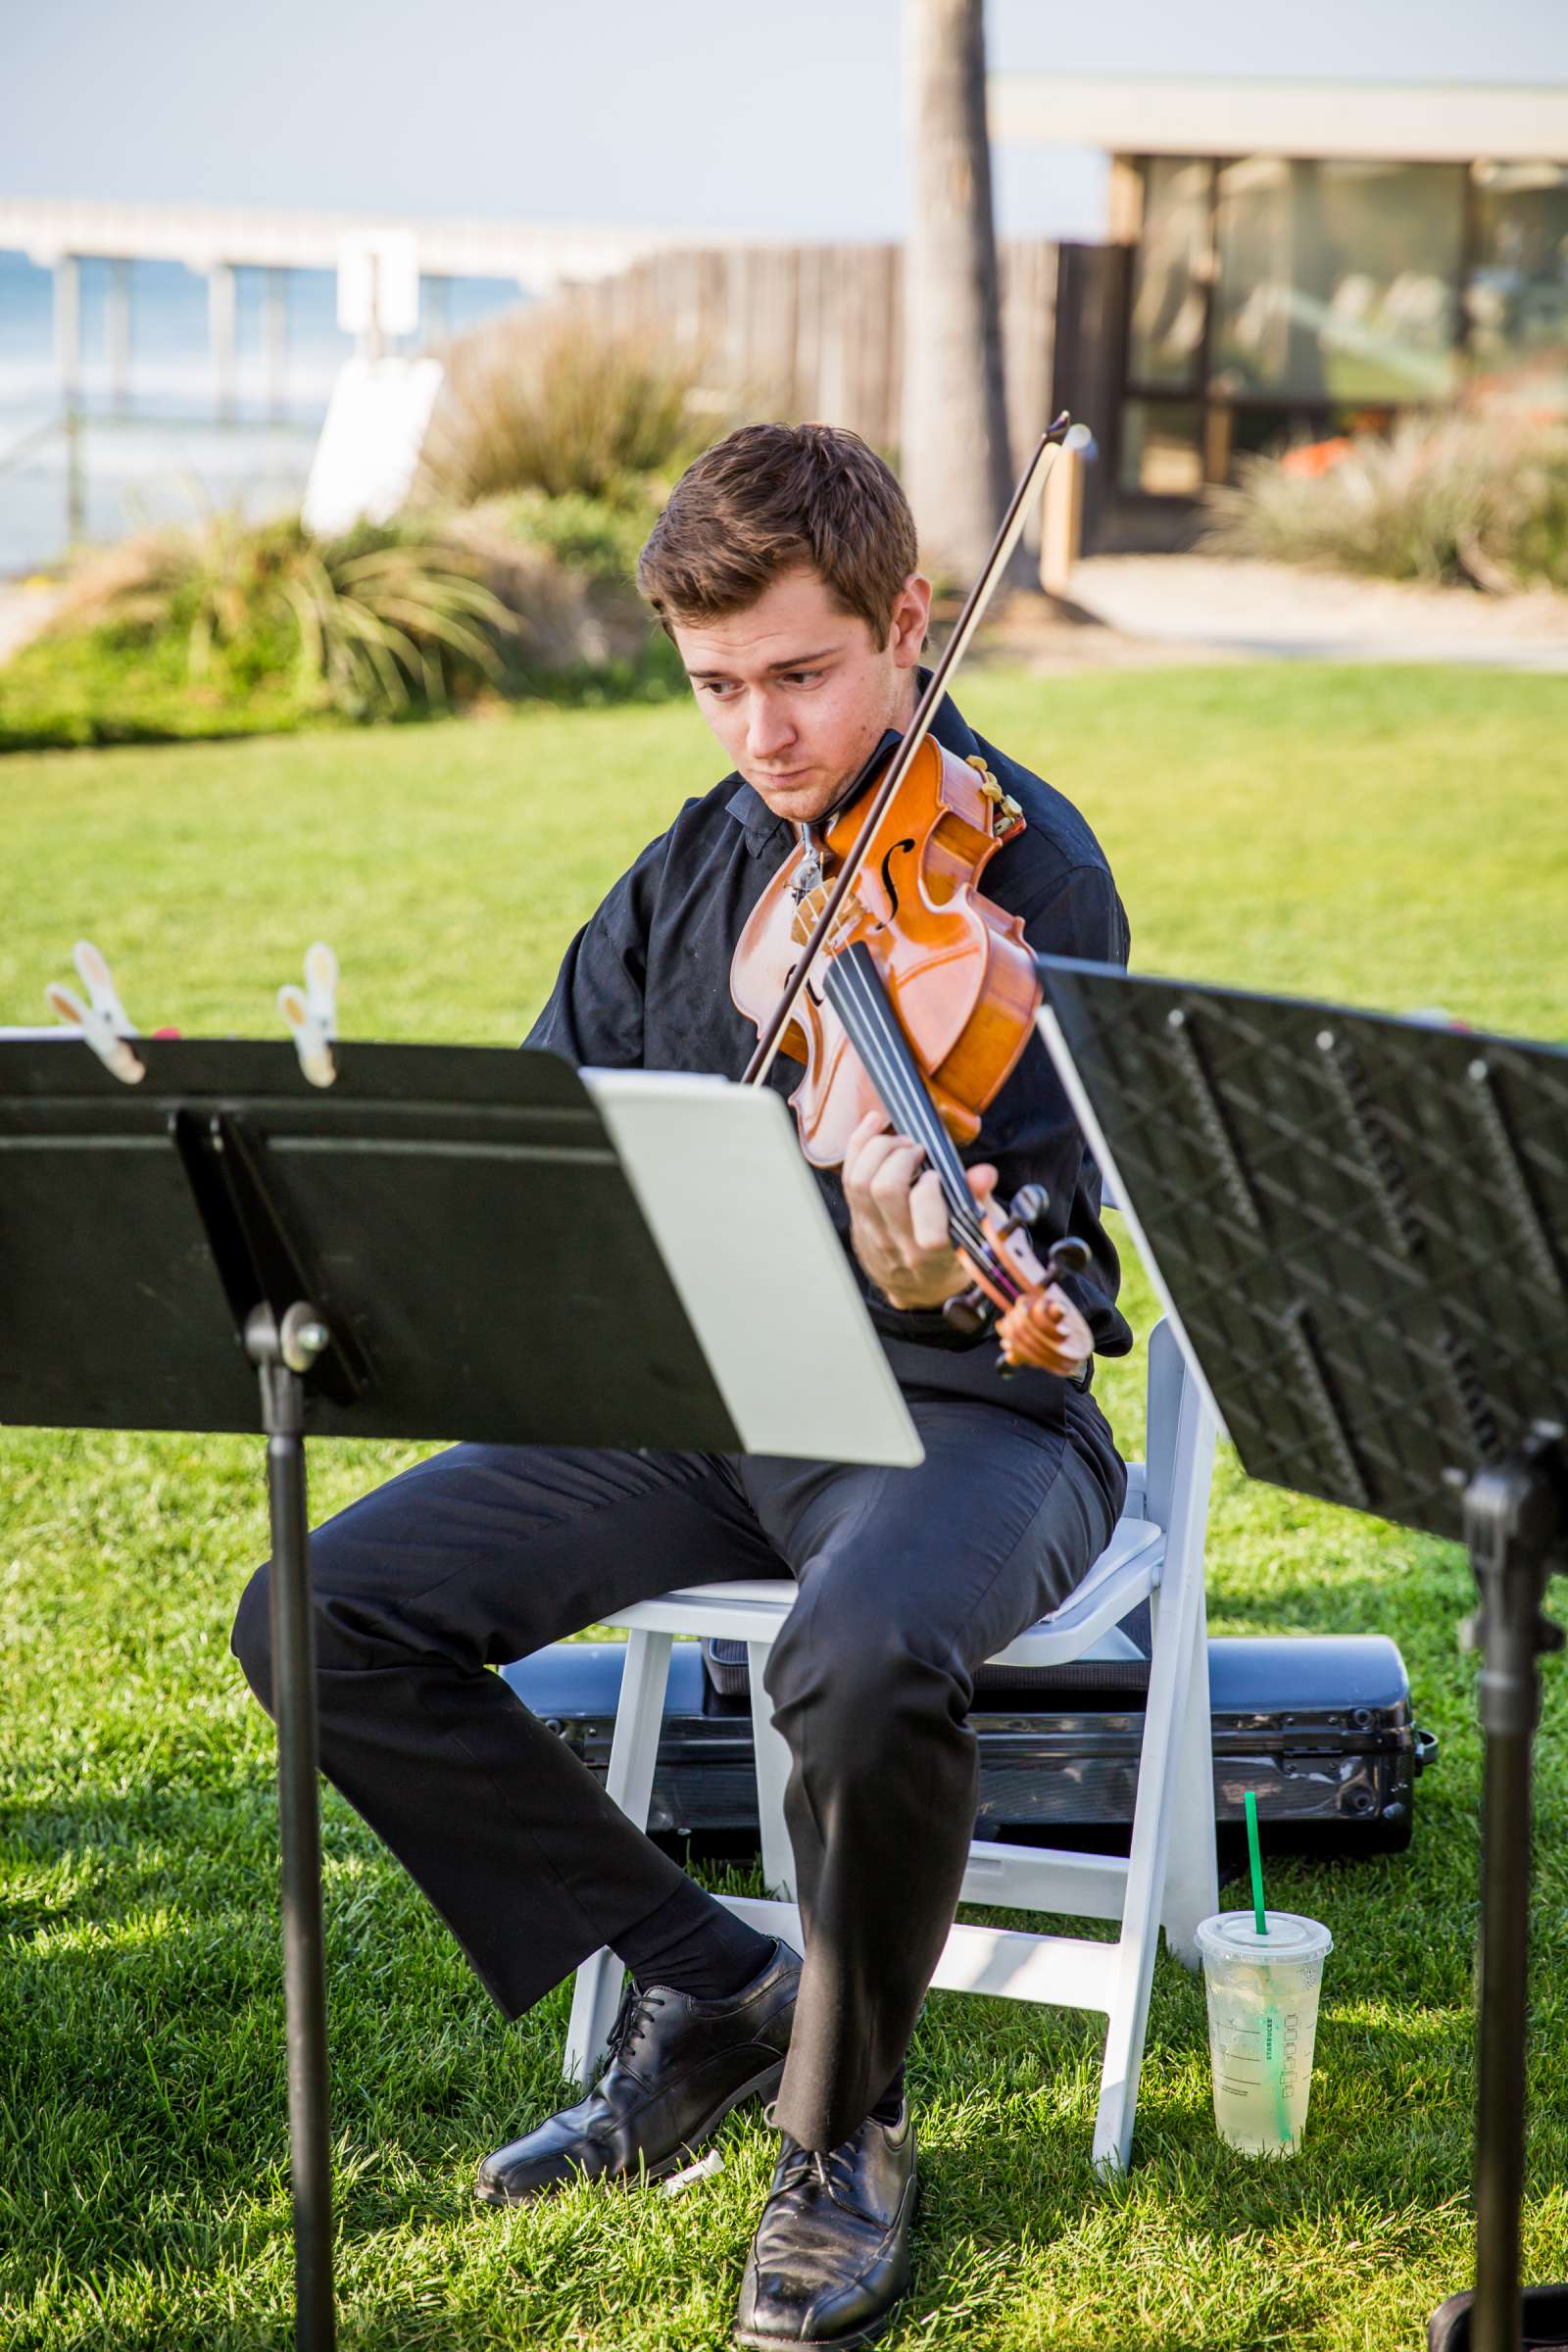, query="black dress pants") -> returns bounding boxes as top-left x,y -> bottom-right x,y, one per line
231,1388 -> 1124,2152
